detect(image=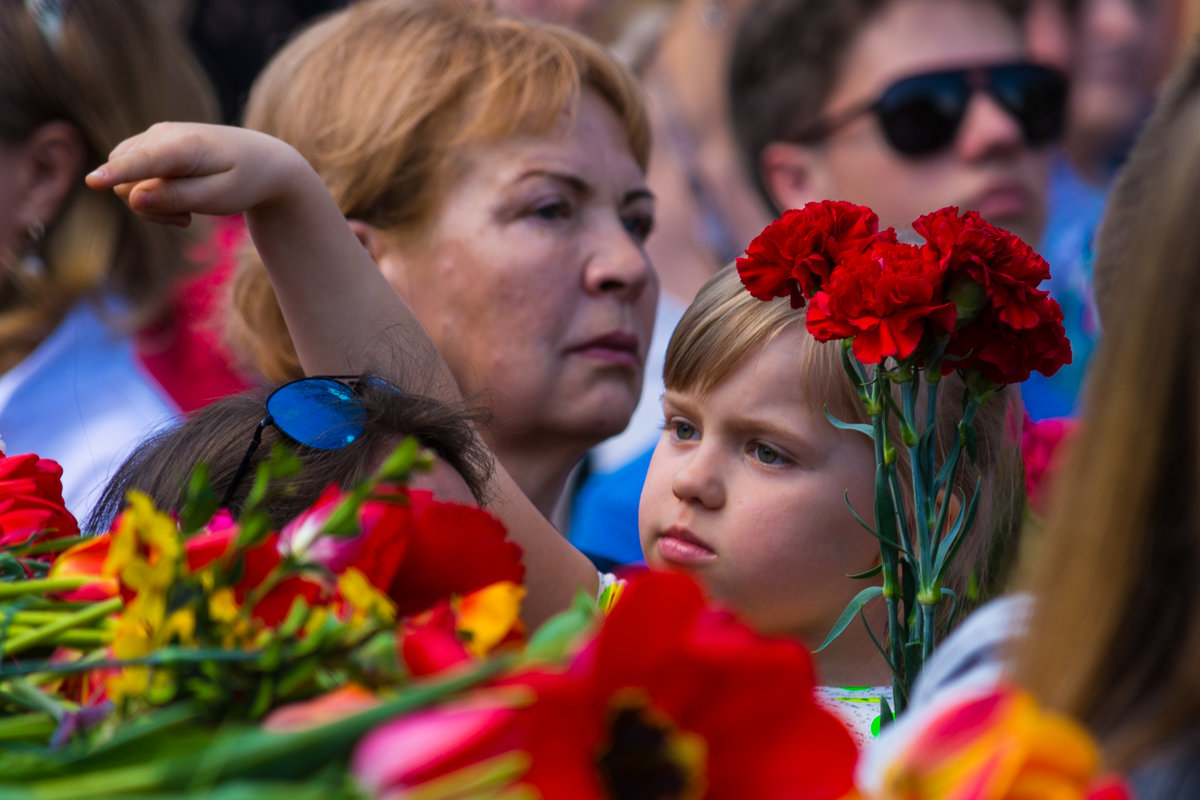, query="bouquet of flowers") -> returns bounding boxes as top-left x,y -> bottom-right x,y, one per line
736,202 -> 1072,715
0,439 -> 868,799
